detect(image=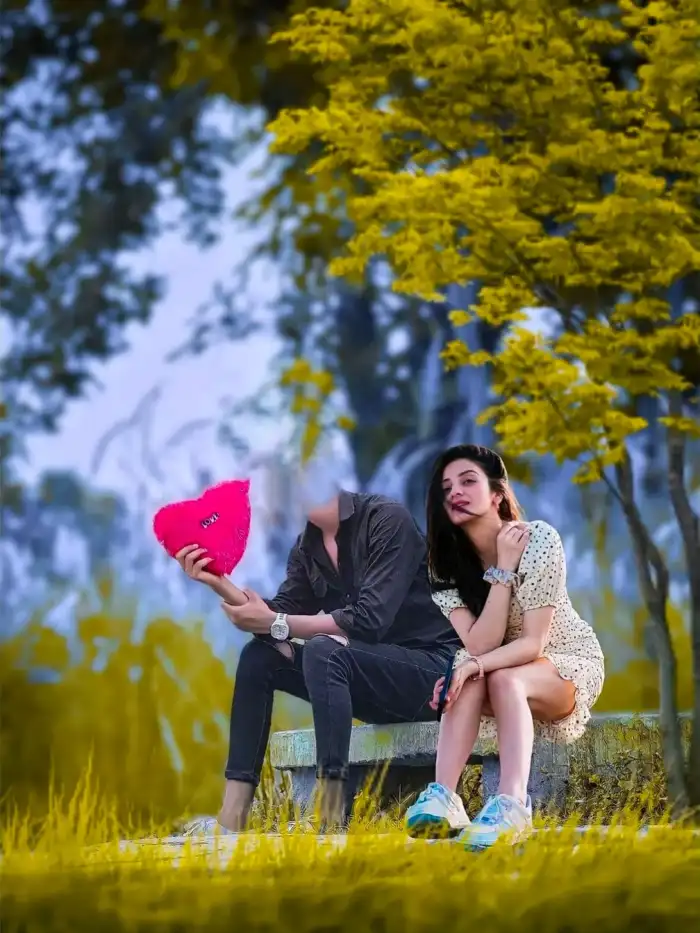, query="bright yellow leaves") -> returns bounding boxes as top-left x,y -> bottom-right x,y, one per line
443,327 -> 649,483
268,0 -> 700,480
